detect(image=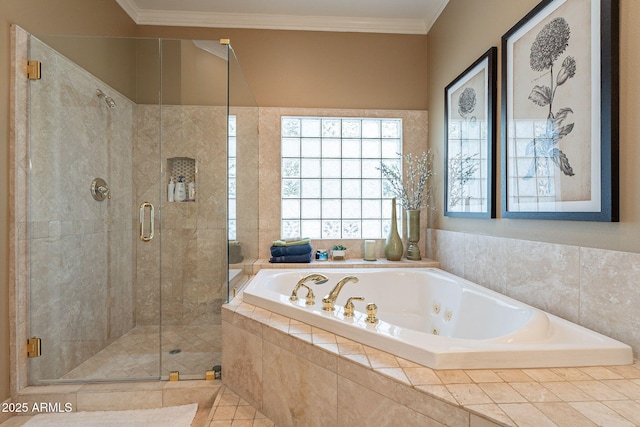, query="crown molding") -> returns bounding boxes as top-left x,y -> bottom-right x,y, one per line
121,8 -> 429,34
424,0 -> 448,33
115,0 -> 141,23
